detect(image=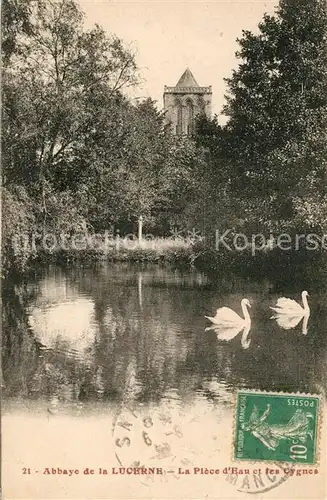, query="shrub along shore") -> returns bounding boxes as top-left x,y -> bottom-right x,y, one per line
37,237 -> 196,266
6,233 -> 327,292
